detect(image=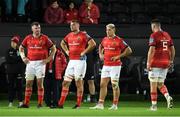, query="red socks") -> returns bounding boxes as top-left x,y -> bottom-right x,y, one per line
24,87 -> 32,105
77,94 -> 83,107
160,85 -> 168,95
58,87 -> 69,106
38,88 -> 44,105
151,92 -> 157,105
113,98 -> 119,105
